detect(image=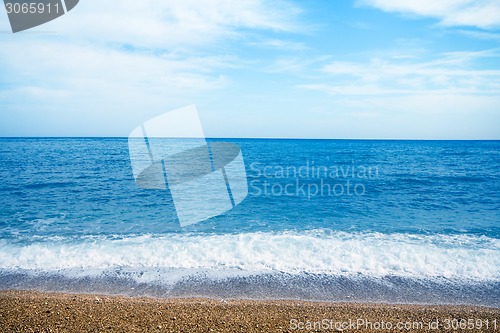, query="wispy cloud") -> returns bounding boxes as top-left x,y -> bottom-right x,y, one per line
459,30 -> 500,41
298,49 -> 500,96
0,0 -> 302,135
249,38 -> 307,51
265,55 -> 331,74
50,0 -> 301,47
357,0 -> 500,29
